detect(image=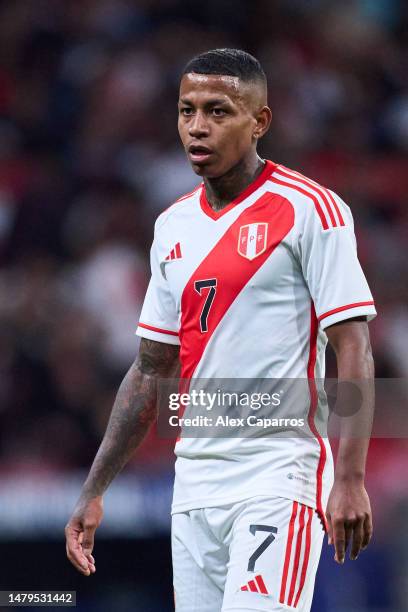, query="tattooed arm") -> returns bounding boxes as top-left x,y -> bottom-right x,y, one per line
65,338 -> 180,576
